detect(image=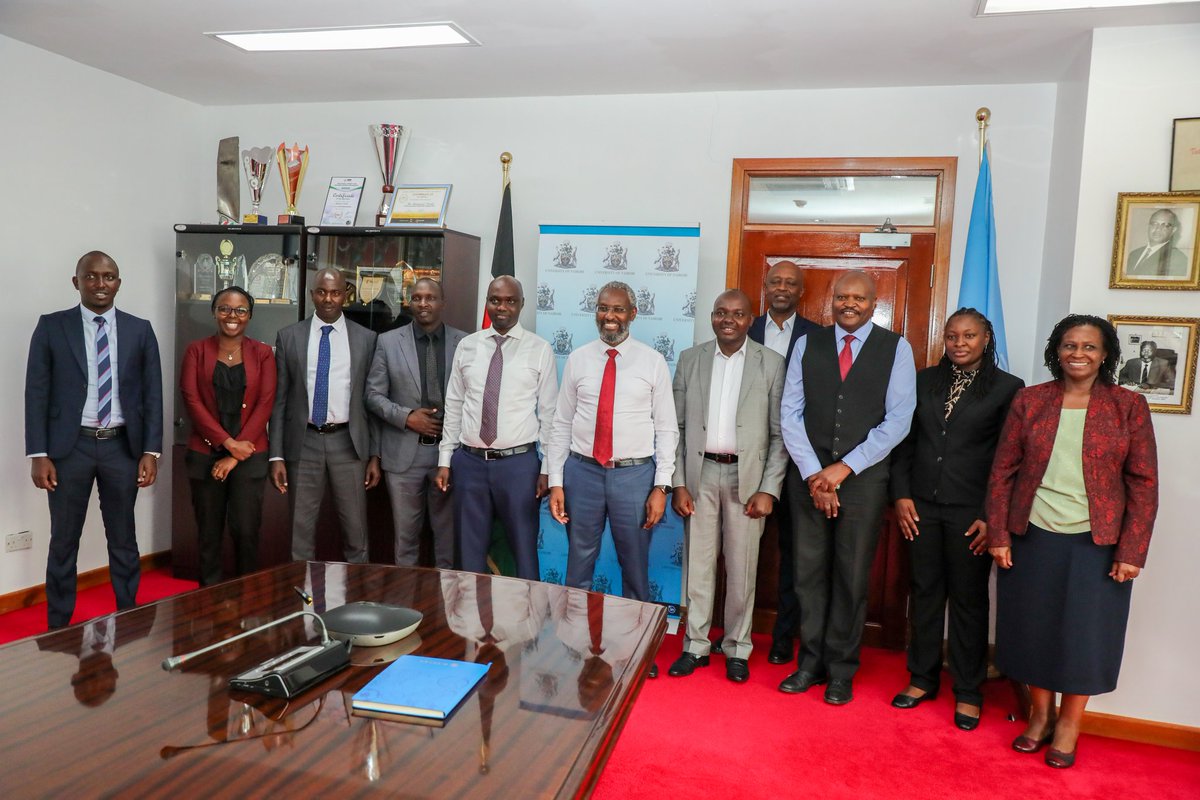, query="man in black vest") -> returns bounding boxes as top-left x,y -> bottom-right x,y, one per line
777,270 -> 916,704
